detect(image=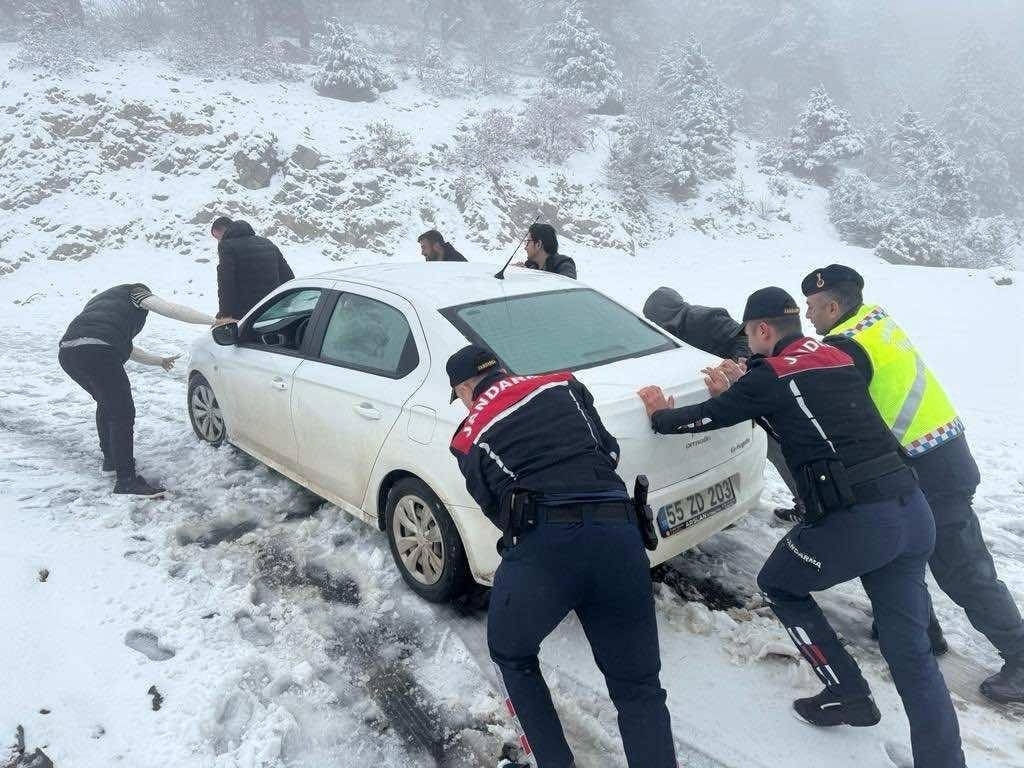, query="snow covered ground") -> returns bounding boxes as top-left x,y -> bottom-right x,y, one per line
2,49 -> 1022,768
